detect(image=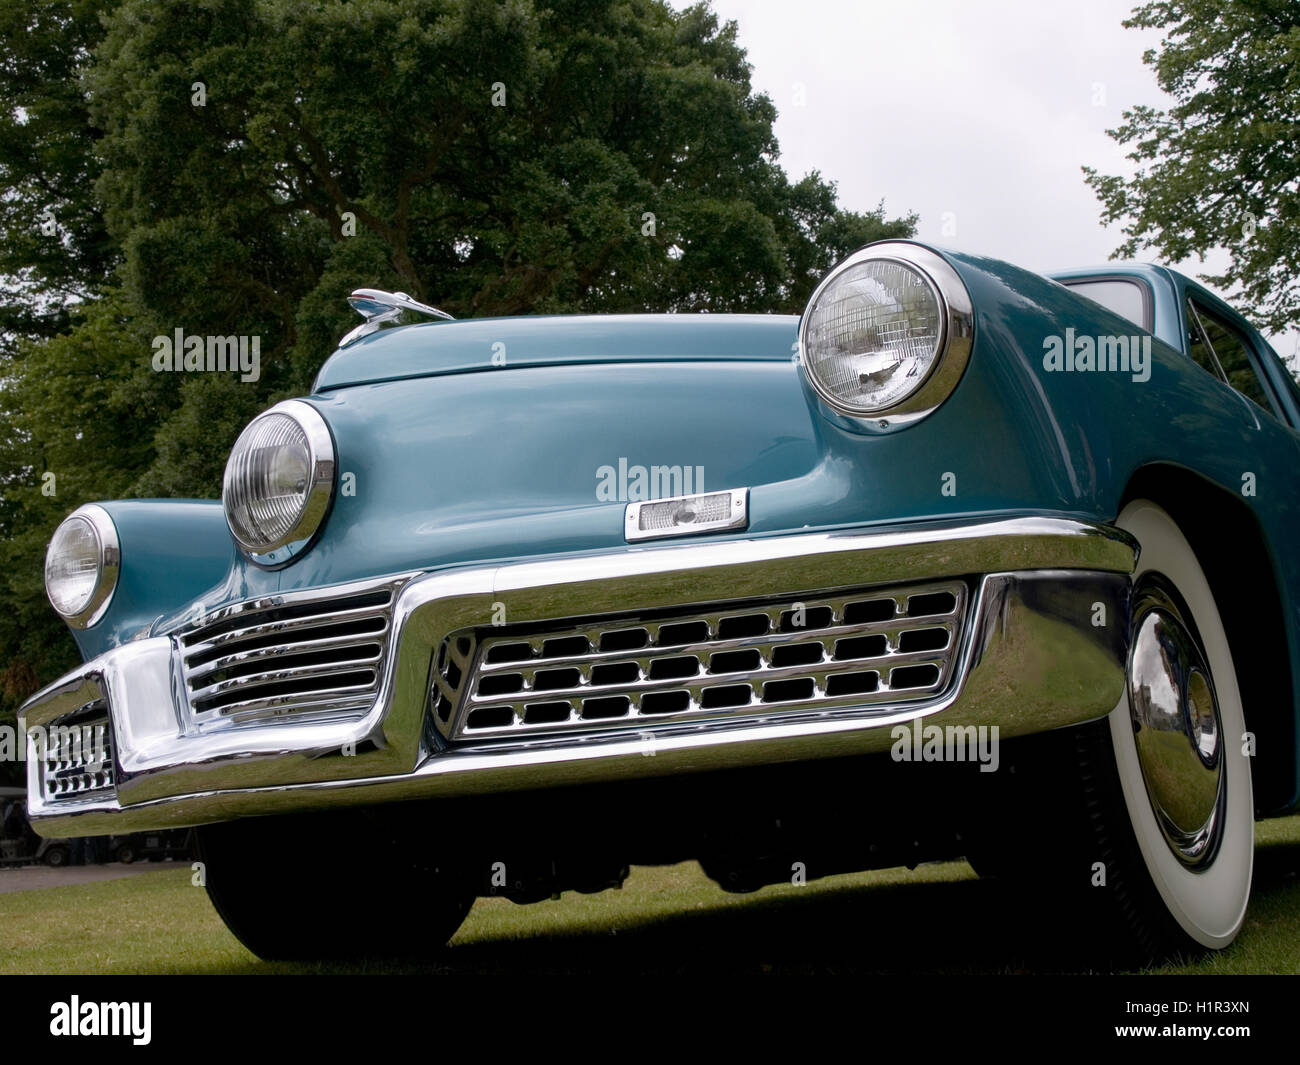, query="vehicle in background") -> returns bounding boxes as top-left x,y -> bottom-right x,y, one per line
107,829 -> 196,864
2,788 -> 74,867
